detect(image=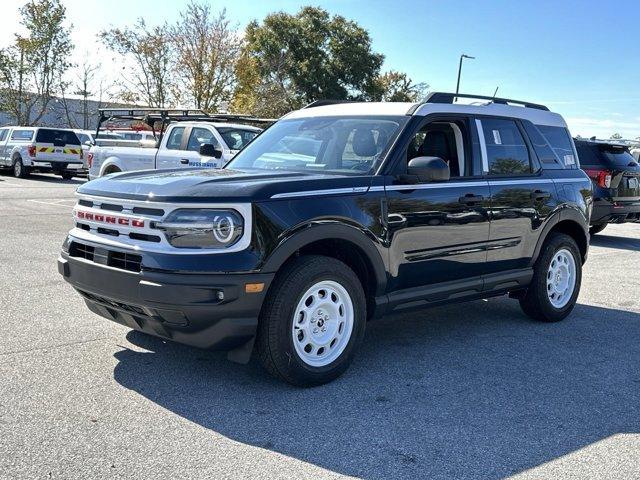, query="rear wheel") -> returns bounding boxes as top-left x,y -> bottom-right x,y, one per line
13,157 -> 28,178
589,223 -> 607,235
519,233 -> 581,322
256,255 -> 366,387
